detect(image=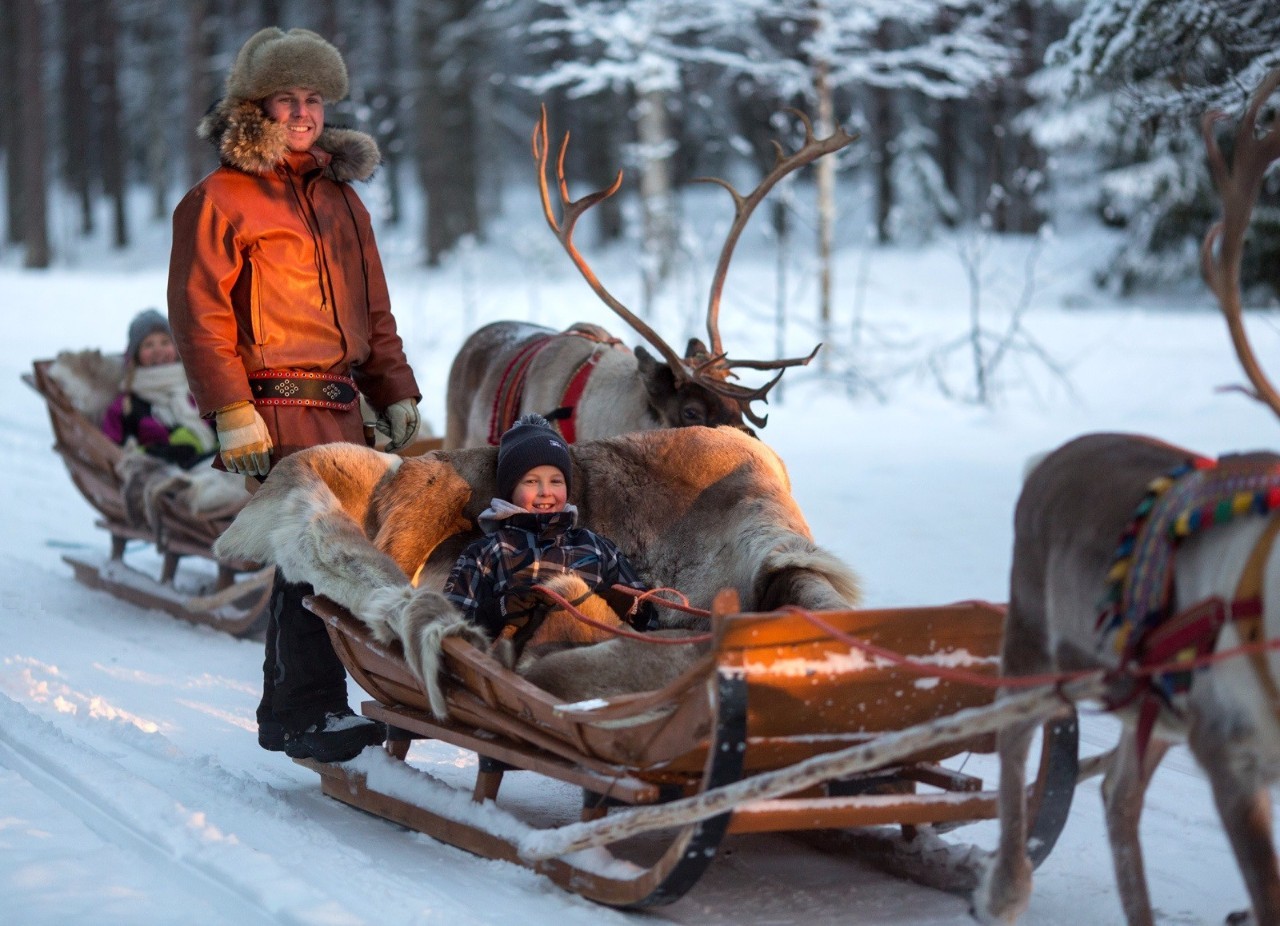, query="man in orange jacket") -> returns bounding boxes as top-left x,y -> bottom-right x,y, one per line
169,27 -> 421,762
